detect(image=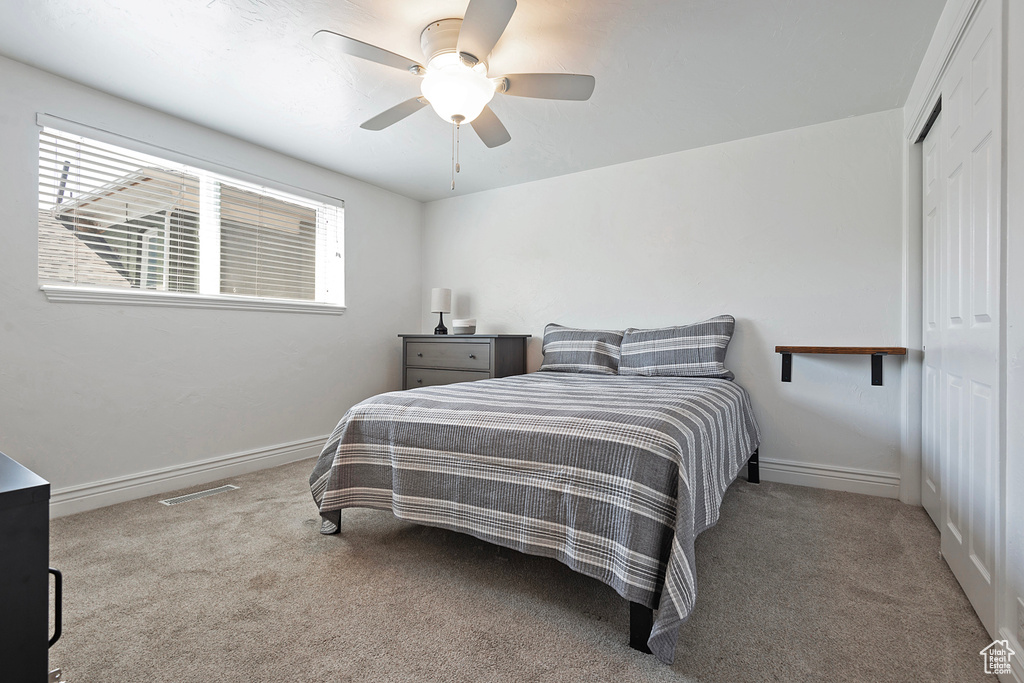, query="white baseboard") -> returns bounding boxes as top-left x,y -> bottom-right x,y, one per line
744,455 -> 901,499
51,440 -> 901,516
49,435 -> 327,518
998,626 -> 1024,683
